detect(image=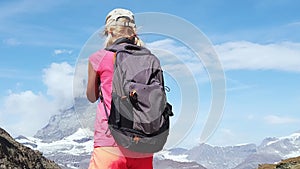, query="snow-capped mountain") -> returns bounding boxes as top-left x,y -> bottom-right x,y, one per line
185,143 -> 257,169
234,132 -> 300,169
15,96 -> 300,169
17,128 -> 94,169
17,96 -> 97,169
17,128 -> 93,156
34,97 -> 96,142
17,125 -> 300,169
259,132 -> 300,158
156,131 -> 300,169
